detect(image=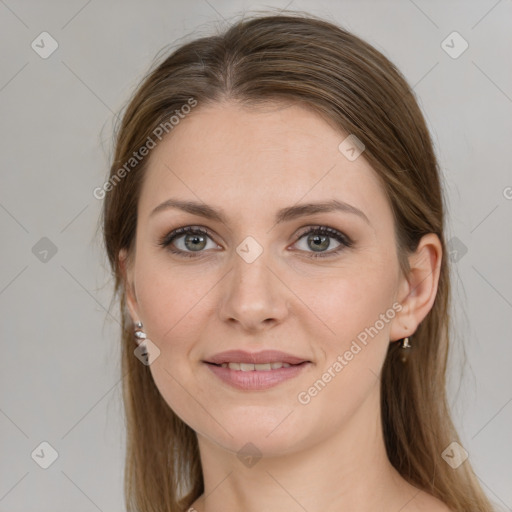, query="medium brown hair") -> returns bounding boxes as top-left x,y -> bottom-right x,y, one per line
101,11 -> 495,512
